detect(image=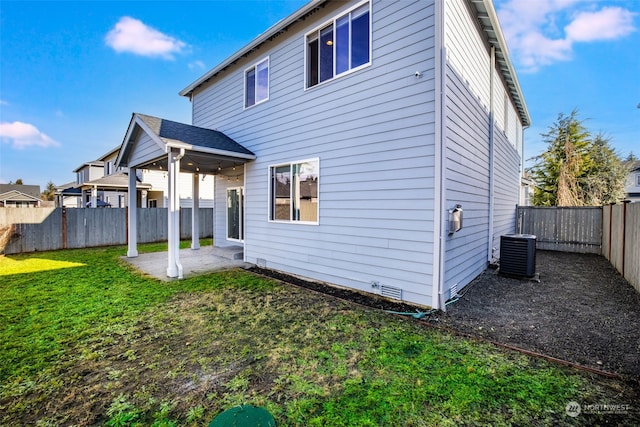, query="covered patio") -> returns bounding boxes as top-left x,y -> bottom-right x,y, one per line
121,245 -> 250,281
116,113 -> 255,278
